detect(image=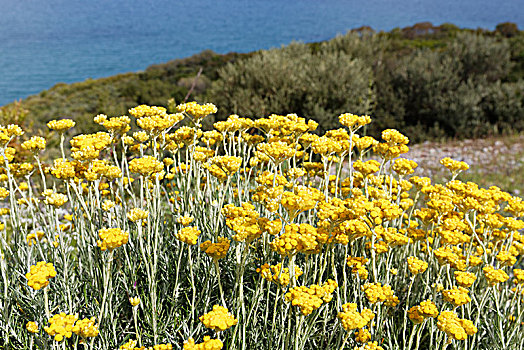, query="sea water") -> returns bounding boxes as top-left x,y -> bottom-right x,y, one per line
0,0 -> 522,105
